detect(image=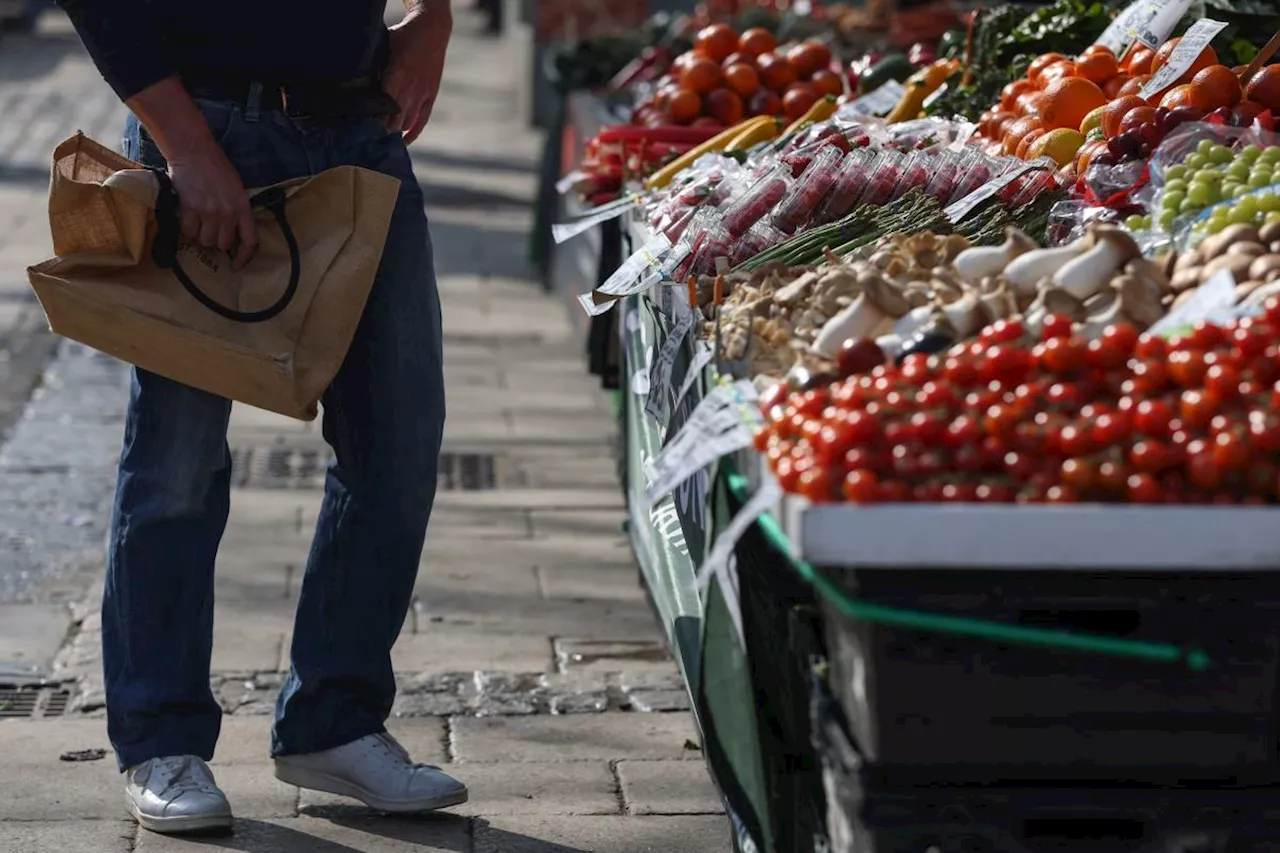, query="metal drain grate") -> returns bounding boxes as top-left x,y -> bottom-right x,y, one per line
0,686 -> 71,719
229,446 -> 504,491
